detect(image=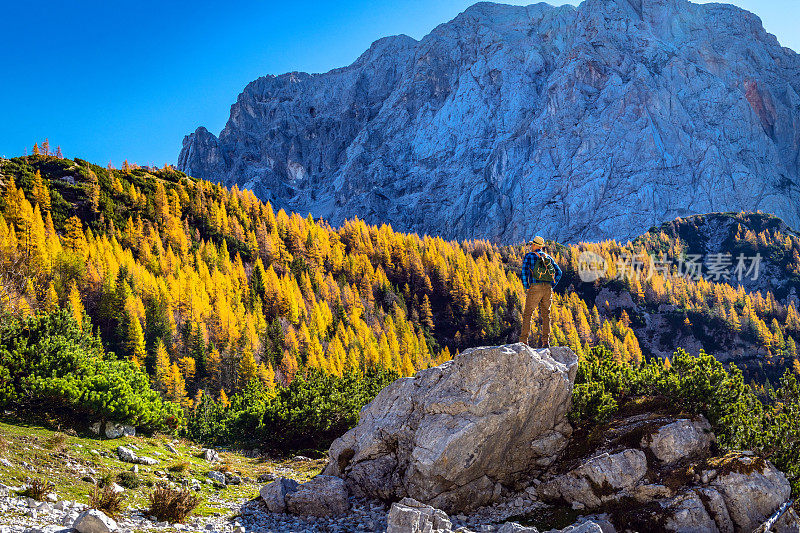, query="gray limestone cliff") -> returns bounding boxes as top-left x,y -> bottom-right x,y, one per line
179,0 -> 800,242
